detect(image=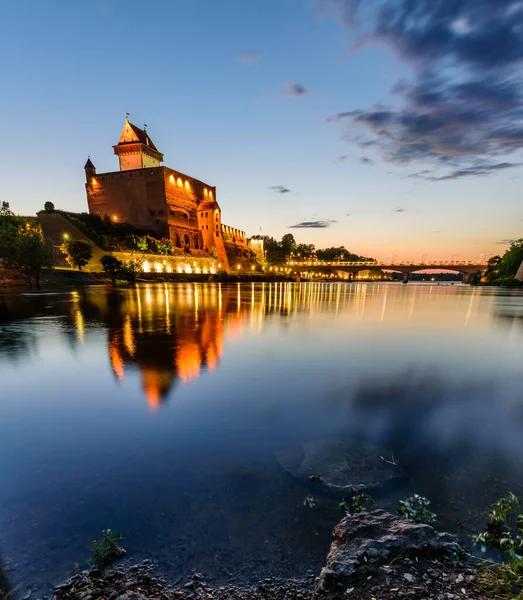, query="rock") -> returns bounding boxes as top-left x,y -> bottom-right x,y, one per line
116,594 -> 149,600
318,509 -> 461,590
275,437 -> 404,494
